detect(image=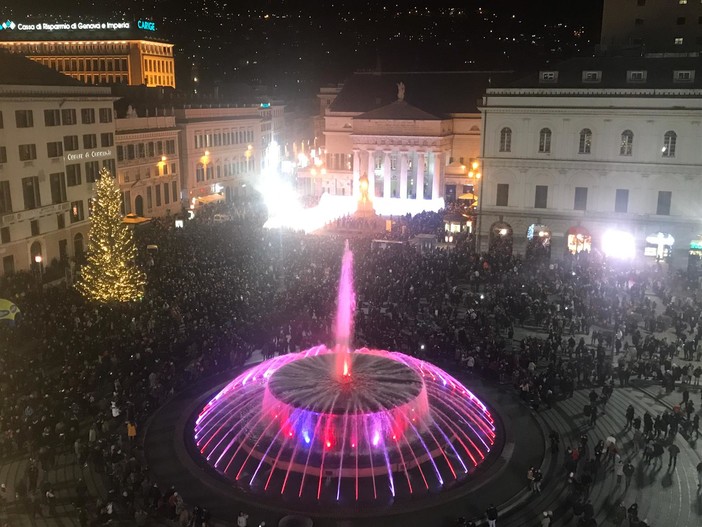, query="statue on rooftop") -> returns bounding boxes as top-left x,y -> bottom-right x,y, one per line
396,81 -> 405,101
